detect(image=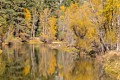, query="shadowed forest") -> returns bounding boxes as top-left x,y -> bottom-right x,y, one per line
0,0 -> 120,80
